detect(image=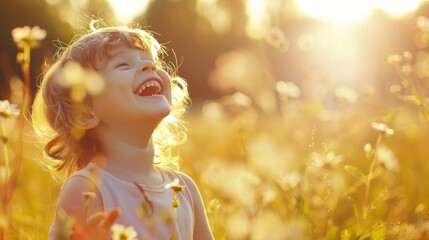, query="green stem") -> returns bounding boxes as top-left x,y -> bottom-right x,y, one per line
170,193 -> 178,240
2,43 -> 31,214
1,119 -> 9,179
362,134 -> 382,222
0,118 -> 10,221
